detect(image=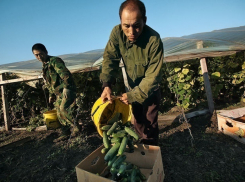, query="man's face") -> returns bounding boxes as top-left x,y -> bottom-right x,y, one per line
121,9 -> 145,42
33,49 -> 48,62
